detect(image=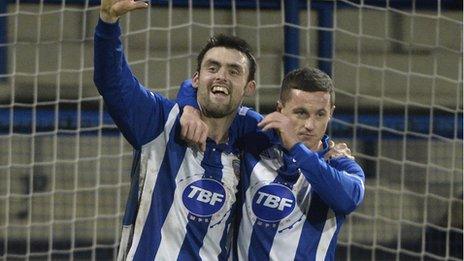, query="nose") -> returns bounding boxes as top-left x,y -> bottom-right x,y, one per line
215,68 -> 227,81
304,118 -> 315,131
